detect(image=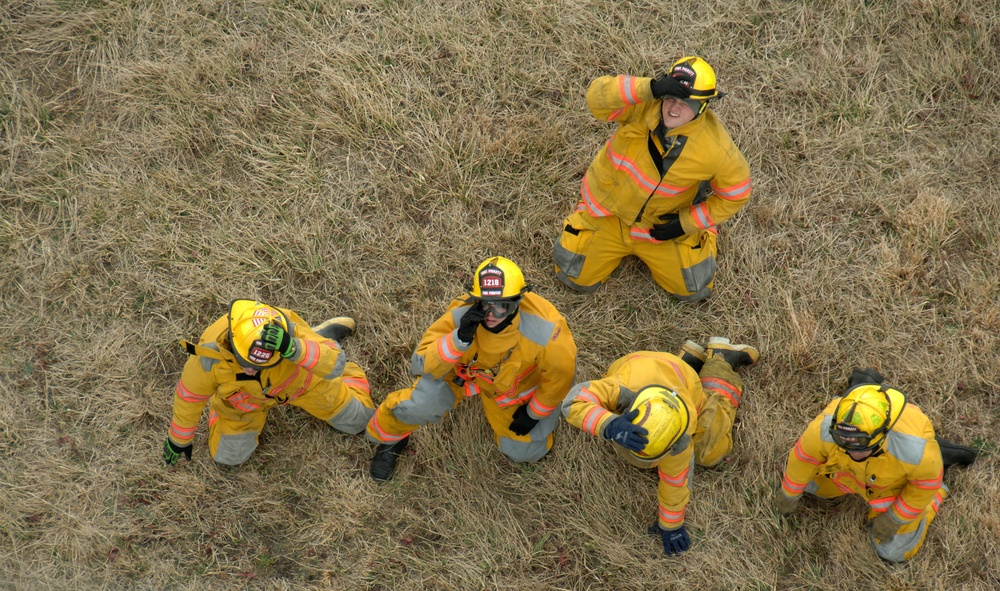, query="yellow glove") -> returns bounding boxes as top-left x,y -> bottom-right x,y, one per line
870,511 -> 903,542
774,491 -> 801,515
